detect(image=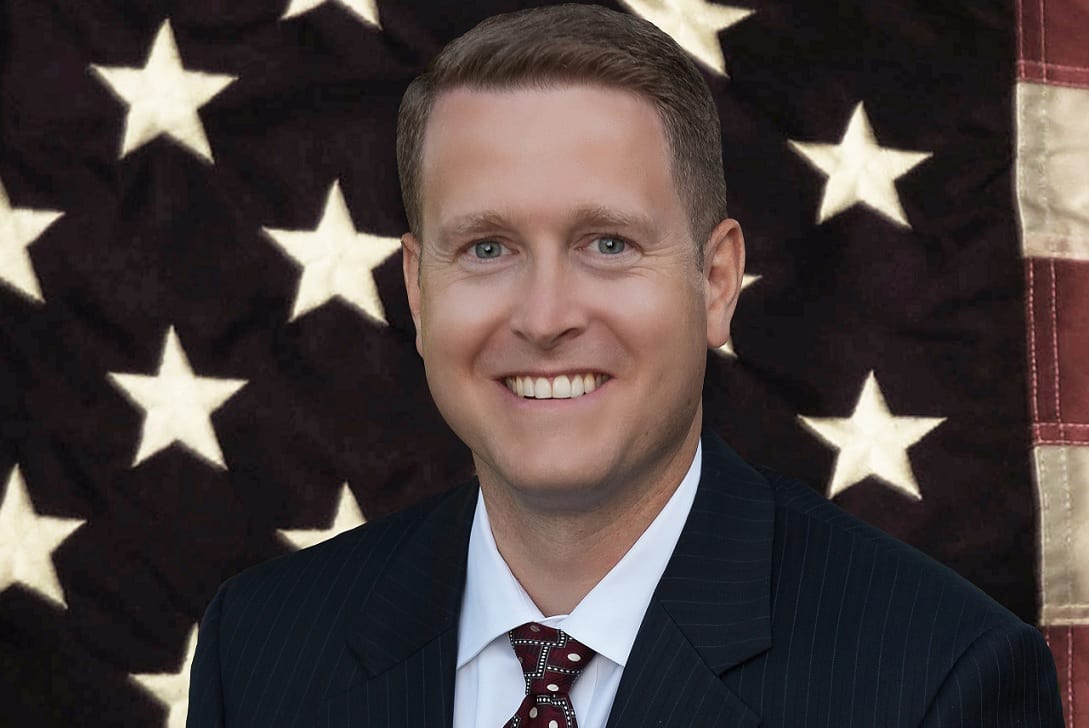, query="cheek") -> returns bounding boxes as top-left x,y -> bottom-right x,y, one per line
612,276 -> 704,347
419,279 -> 508,365
623,281 -> 708,402
620,285 -> 707,407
